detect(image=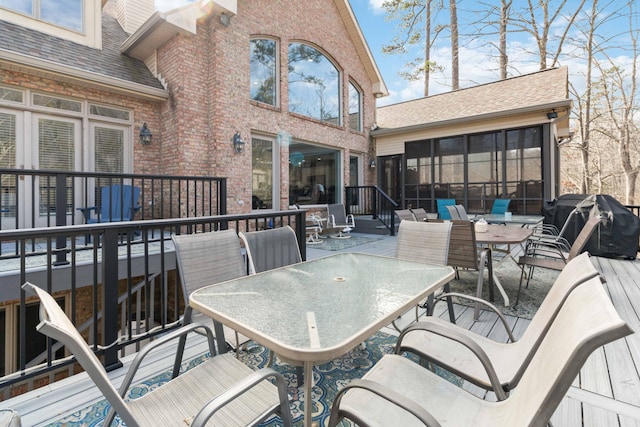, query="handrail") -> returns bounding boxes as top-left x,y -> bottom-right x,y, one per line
0,209 -> 307,393
345,185 -> 399,235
